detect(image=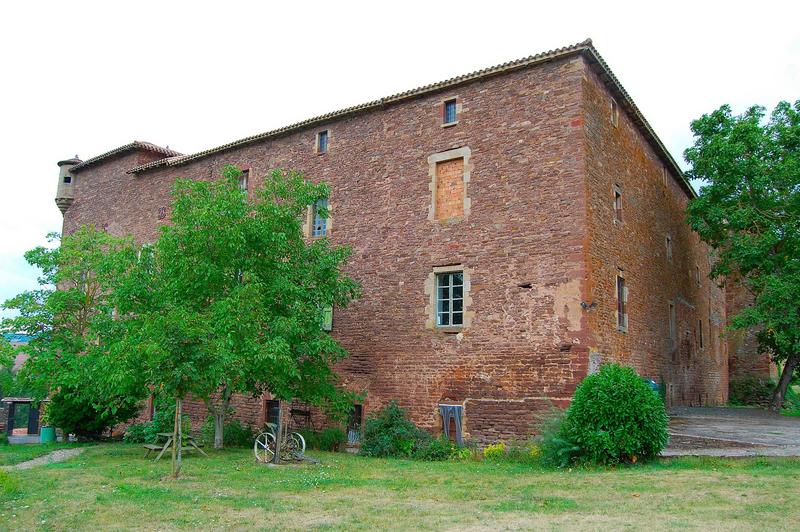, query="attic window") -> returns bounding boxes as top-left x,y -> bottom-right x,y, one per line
611,100 -> 619,127
317,130 -> 329,154
443,99 -> 457,125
